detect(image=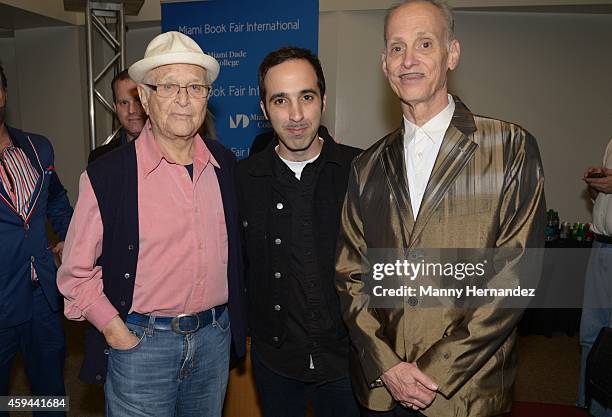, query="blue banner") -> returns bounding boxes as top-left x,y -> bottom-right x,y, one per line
162,0 -> 319,159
